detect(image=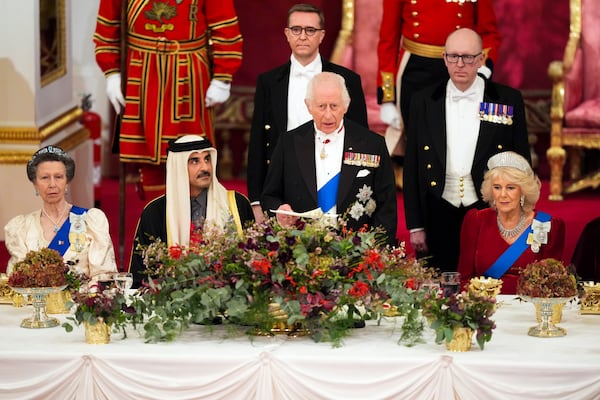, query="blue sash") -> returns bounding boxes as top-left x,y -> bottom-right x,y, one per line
48,206 -> 88,256
317,173 -> 340,213
484,211 -> 551,279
